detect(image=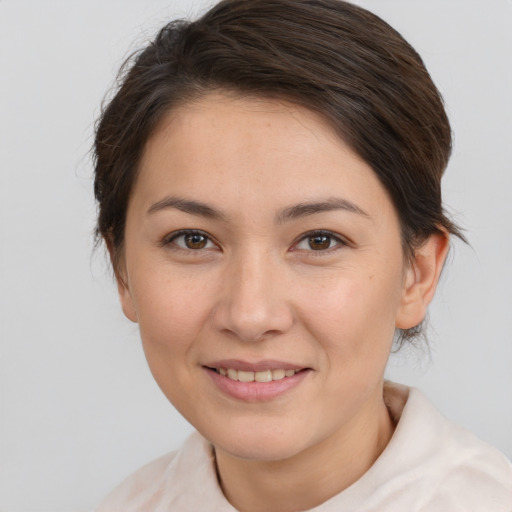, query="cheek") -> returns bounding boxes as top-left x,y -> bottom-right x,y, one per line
131,269 -> 213,352
296,267 -> 401,358
129,270 -> 216,410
